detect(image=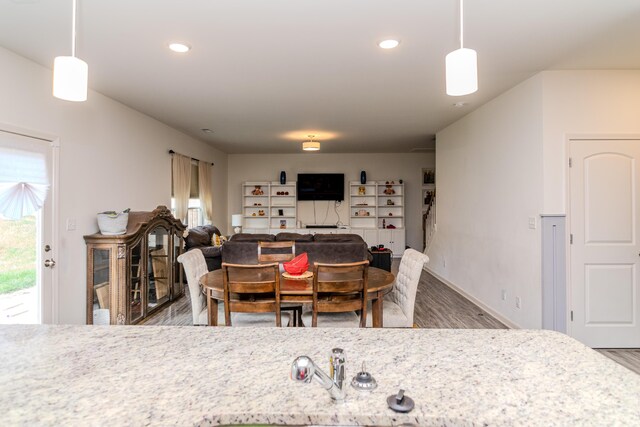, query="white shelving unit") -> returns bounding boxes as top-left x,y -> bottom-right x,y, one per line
269,181 -> 297,230
242,181 -> 297,232
348,180 -> 406,256
377,181 -> 404,230
240,179 -> 405,257
349,182 -> 377,229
